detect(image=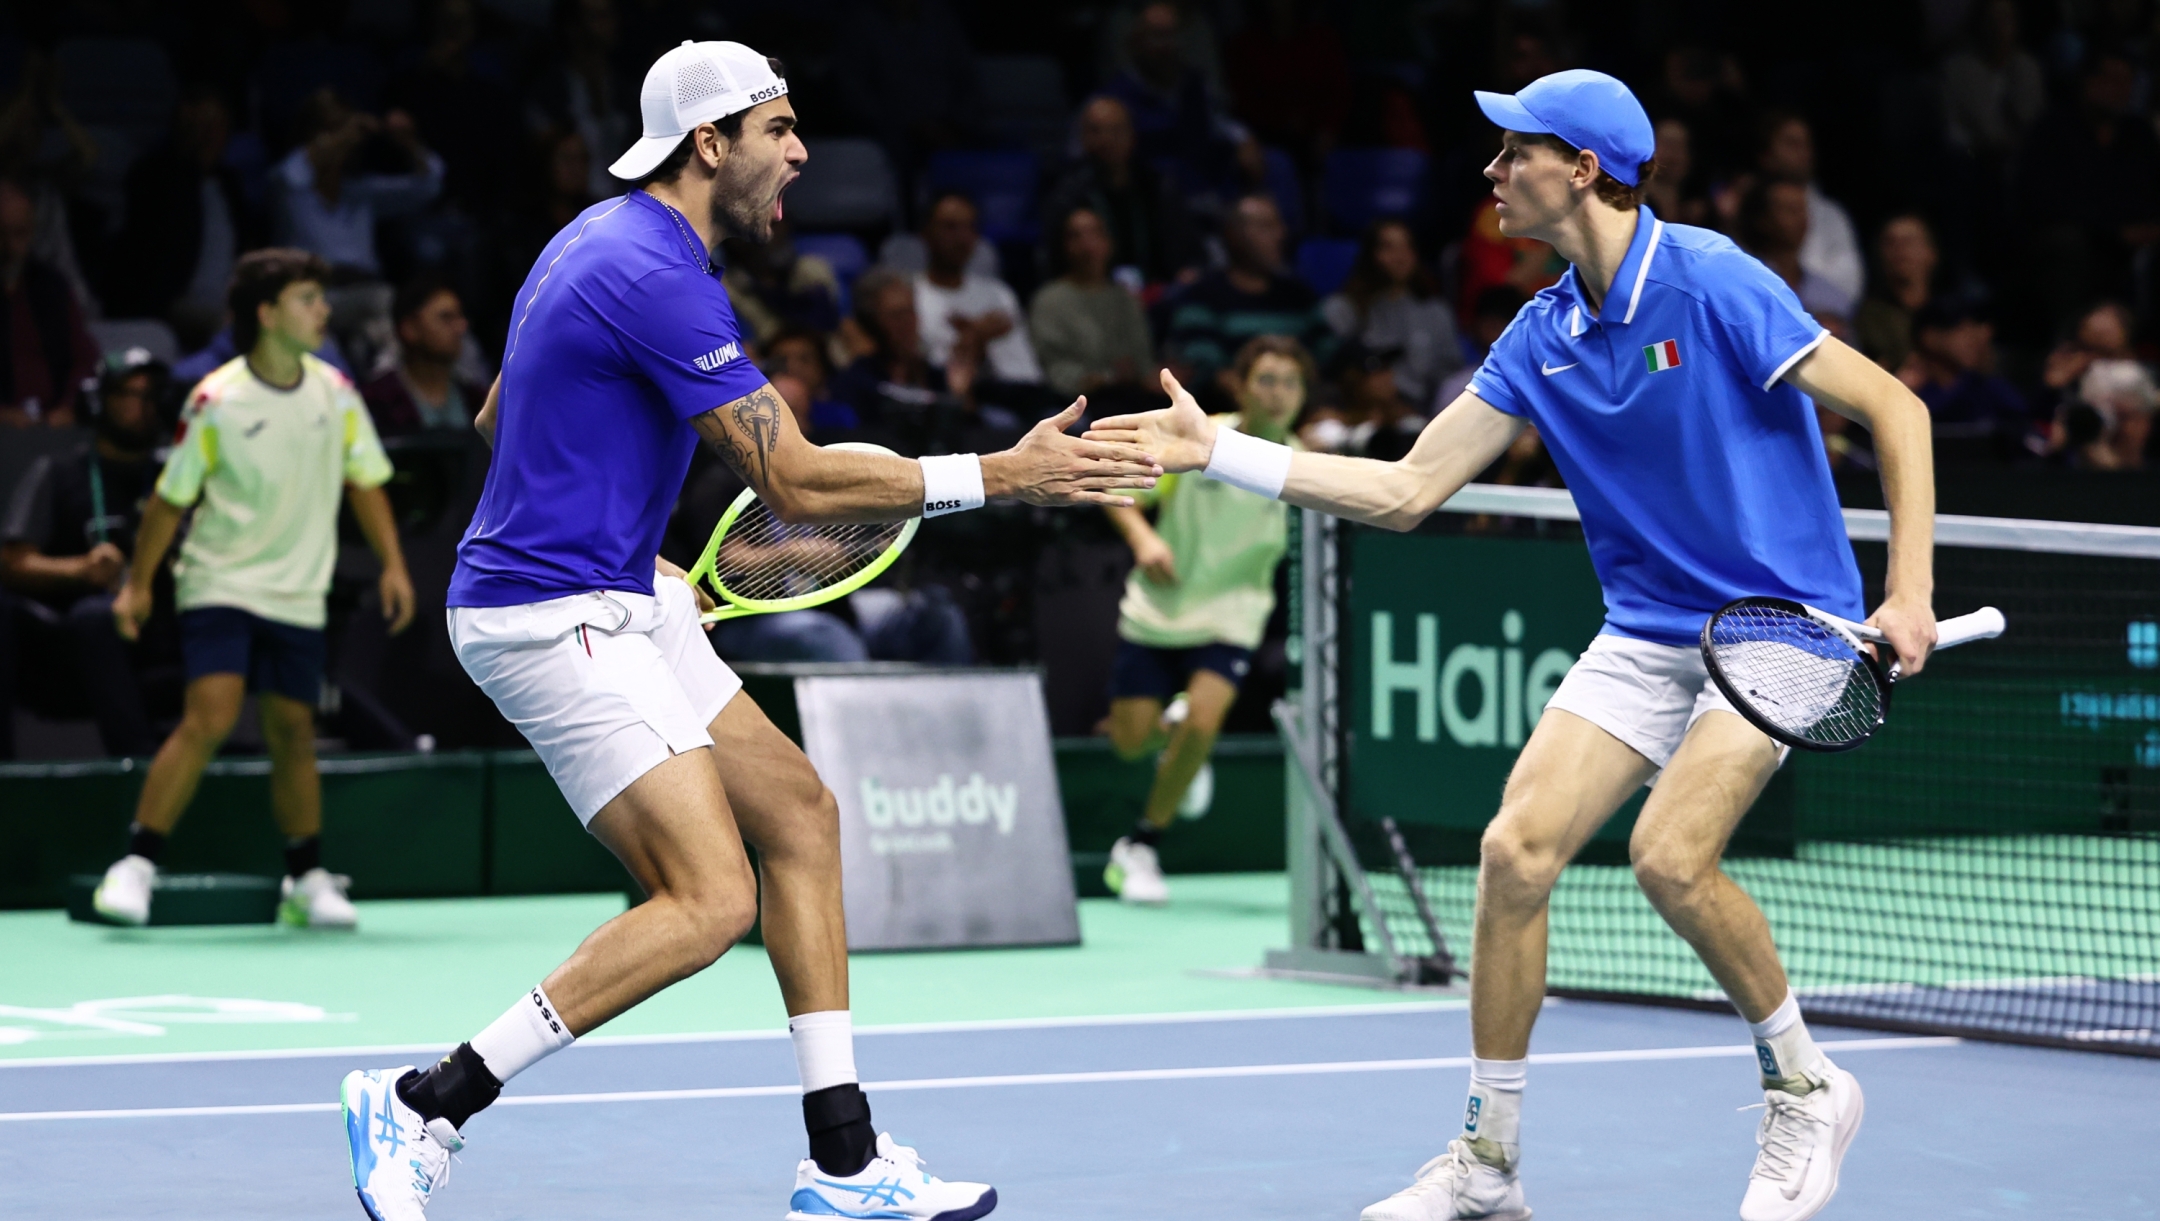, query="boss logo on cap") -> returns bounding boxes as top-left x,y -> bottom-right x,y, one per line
746,82 -> 786,105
